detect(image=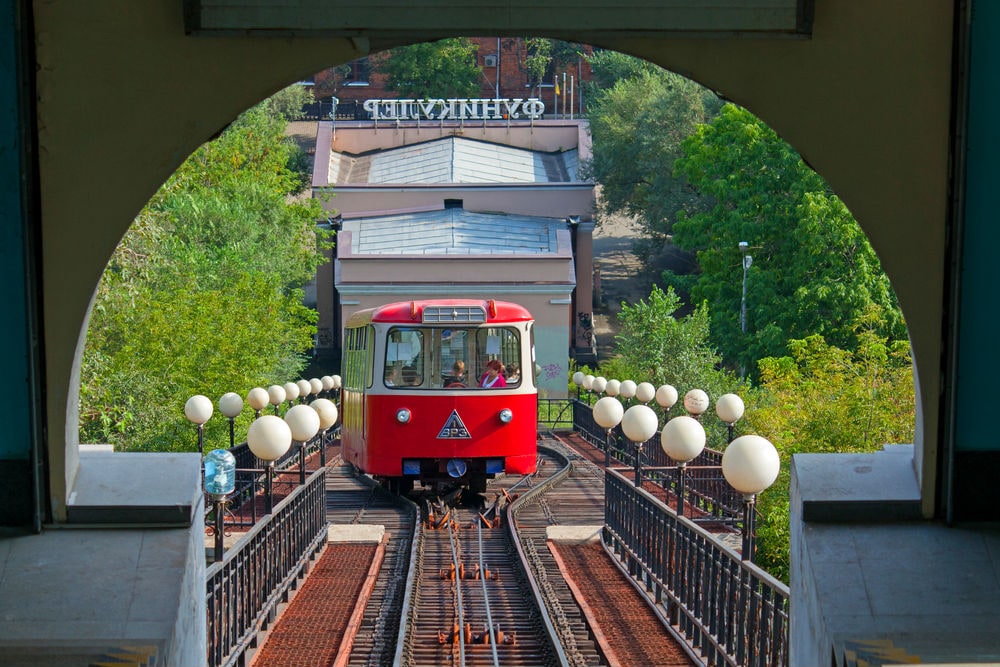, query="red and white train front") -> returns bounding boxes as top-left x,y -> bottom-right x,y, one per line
340,299 -> 538,492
